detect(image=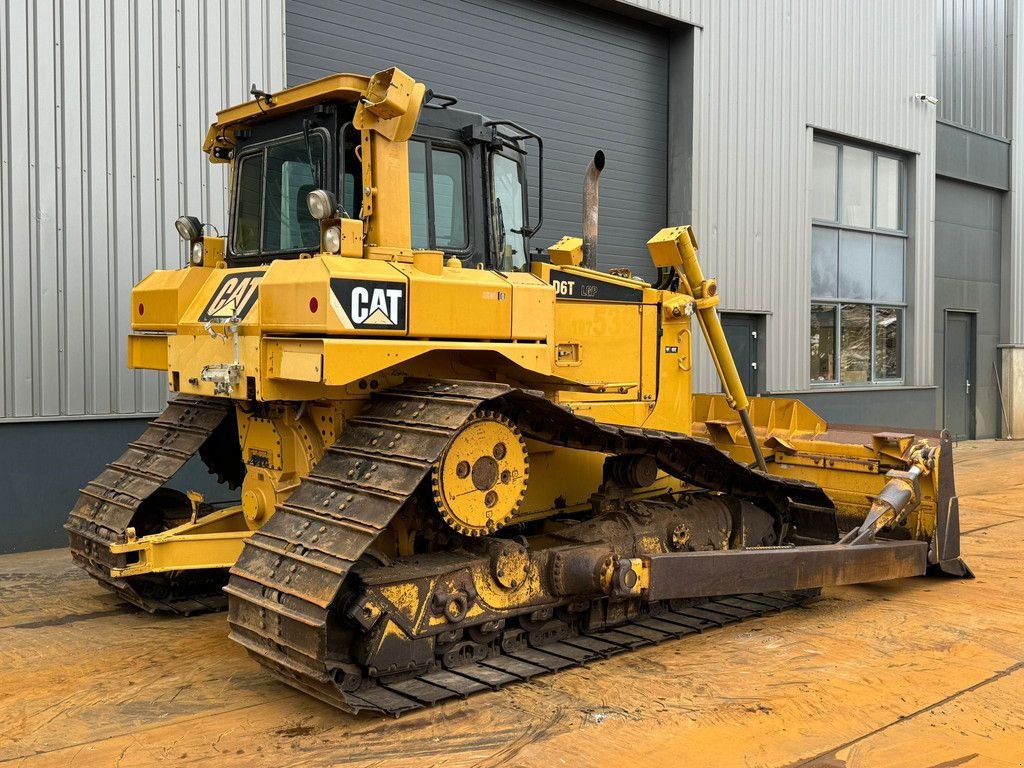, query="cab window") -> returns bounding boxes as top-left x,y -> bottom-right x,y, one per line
340,122 -> 361,217
231,132 -> 325,258
233,154 -> 263,254
492,153 -> 526,270
409,140 -> 468,251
